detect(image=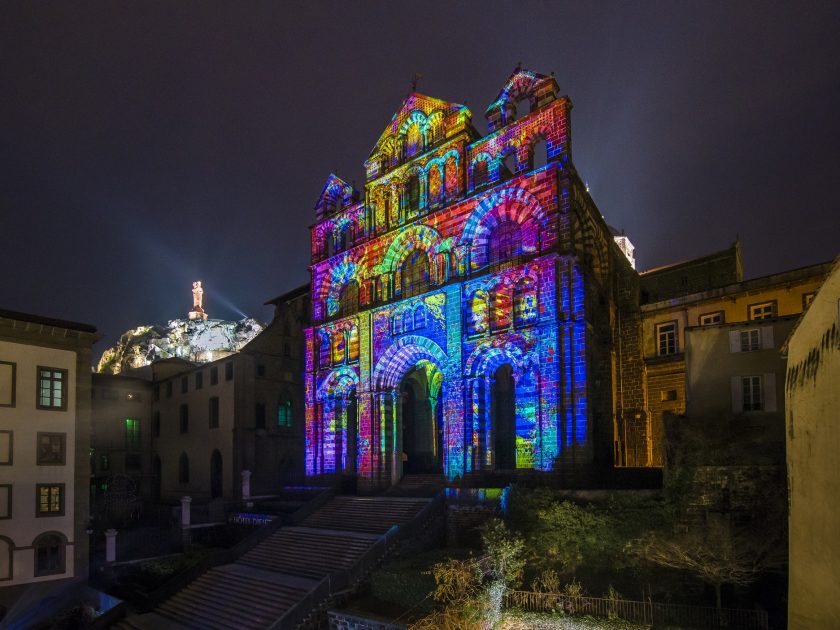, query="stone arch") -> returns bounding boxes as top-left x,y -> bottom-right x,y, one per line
461,187 -> 547,268
376,223 -> 446,277
321,257 -> 364,318
465,339 -> 529,381
316,366 -> 360,402
469,151 -> 495,189
373,335 -> 448,390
